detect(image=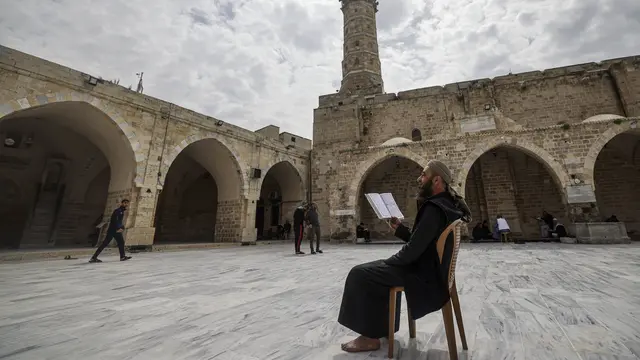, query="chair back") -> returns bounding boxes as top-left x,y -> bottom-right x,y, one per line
435,219 -> 463,292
